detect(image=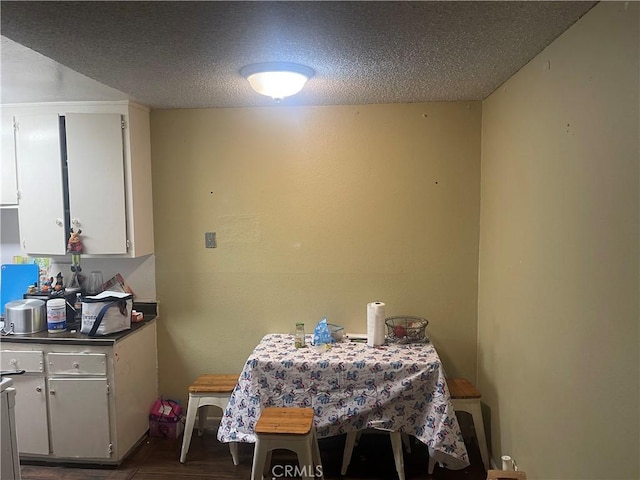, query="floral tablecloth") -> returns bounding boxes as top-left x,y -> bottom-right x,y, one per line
217,333 -> 469,470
